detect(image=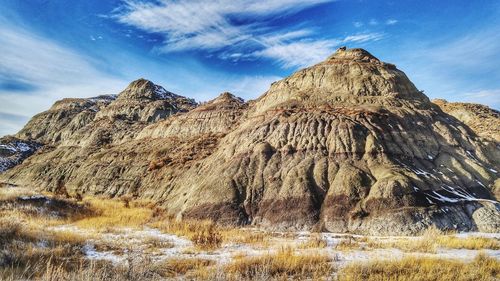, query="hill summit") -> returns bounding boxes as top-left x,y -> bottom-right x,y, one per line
1,48 -> 499,235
